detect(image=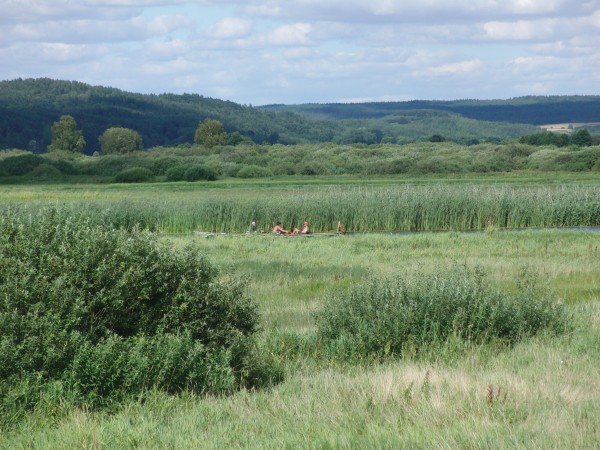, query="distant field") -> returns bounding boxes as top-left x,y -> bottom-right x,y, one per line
540,122 -> 600,133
